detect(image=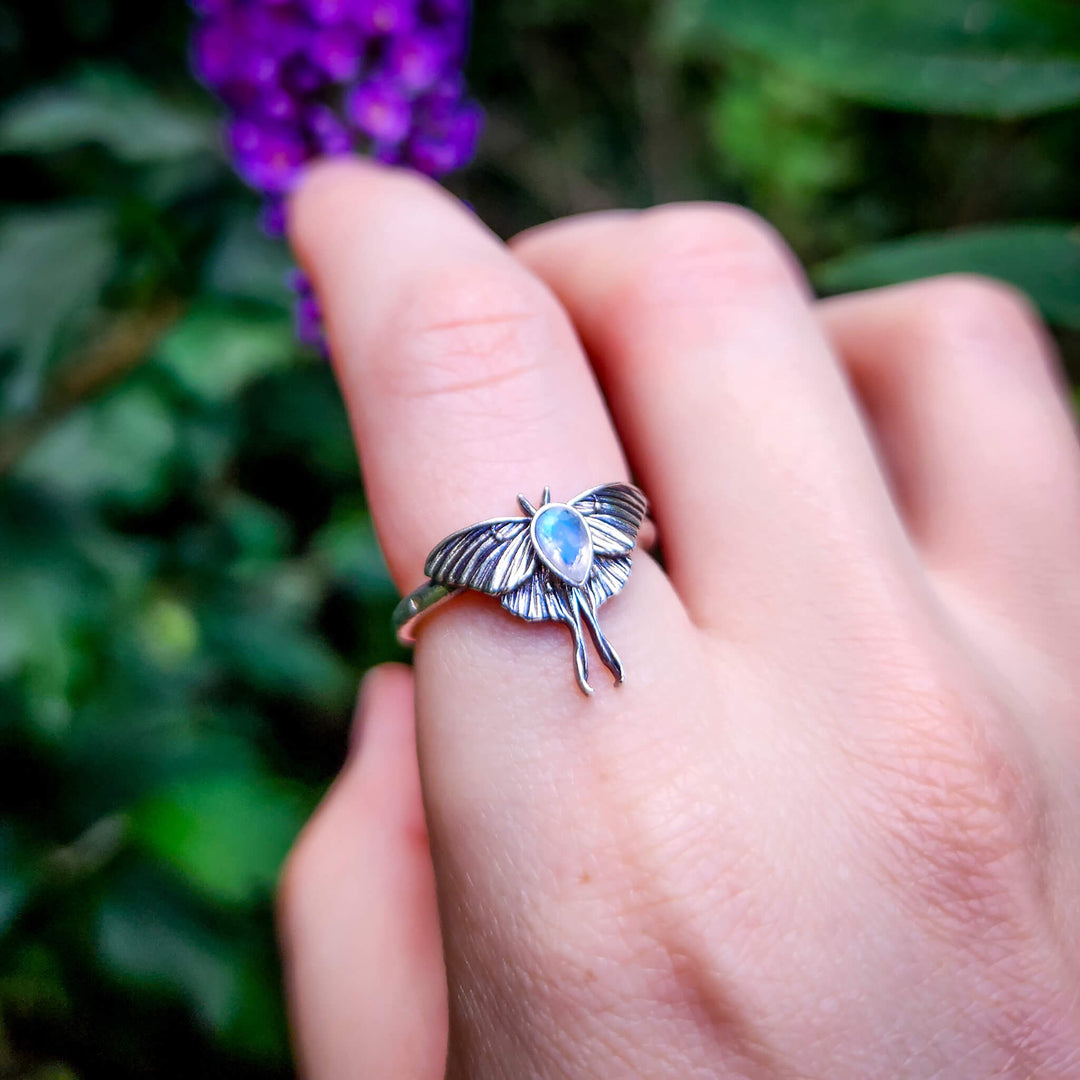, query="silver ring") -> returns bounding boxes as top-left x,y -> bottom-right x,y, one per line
392,483 -> 649,696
